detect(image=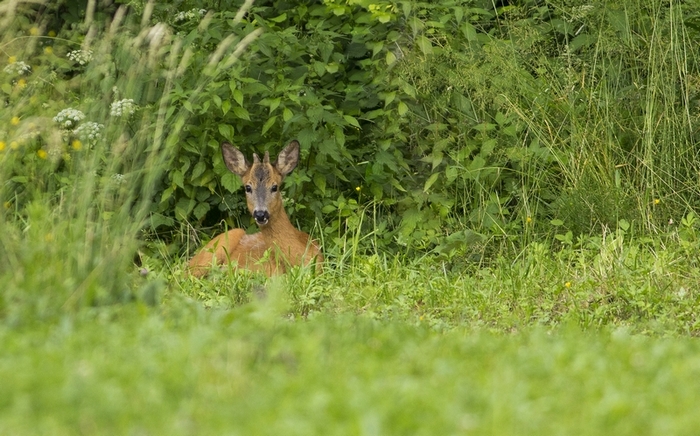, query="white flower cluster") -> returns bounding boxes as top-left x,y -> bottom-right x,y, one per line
53,108 -> 86,129
3,61 -> 31,75
67,49 -> 93,65
174,8 -> 207,22
111,173 -> 125,184
110,99 -> 137,118
73,121 -> 104,143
